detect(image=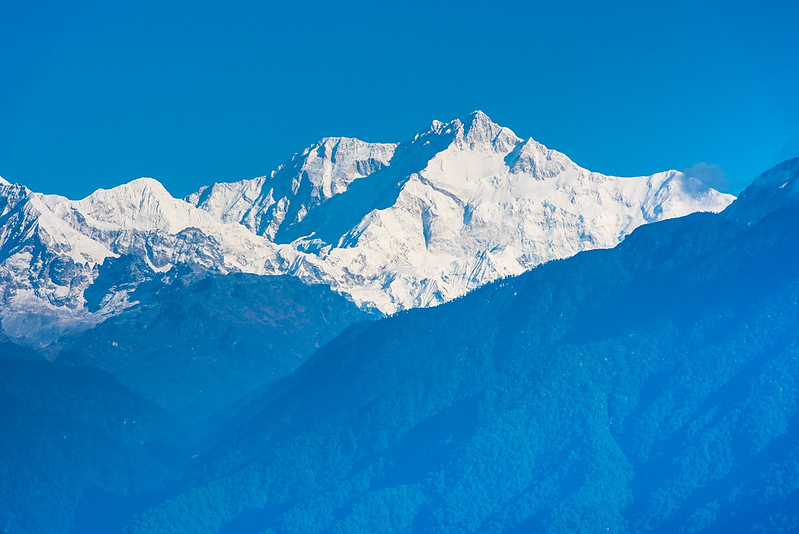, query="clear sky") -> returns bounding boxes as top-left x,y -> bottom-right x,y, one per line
2,0 -> 798,199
